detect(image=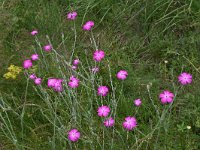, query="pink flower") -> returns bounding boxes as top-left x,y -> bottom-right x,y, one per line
68,76 -> 80,88
123,116 -> 137,131
34,78 -> 42,85
93,50 -> 105,62
23,59 -> 33,69
47,78 -> 57,88
29,74 -> 36,80
97,86 -> 109,96
178,72 -> 192,85
91,67 -> 99,73
104,117 -> 115,127
73,59 -> 80,66
159,90 -> 174,104
47,78 -> 63,92
97,105 -> 110,117
31,54 -> 39,61
43,45 -> 52,52
134,99 -> 142,106
83,21 -> 94,31
68,129 -> 80,142
67,11 -> 77,20
53,79 -> 63,92
31,30 -> 38,35
116,70 -> 128,80
72,65 -> 77,70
